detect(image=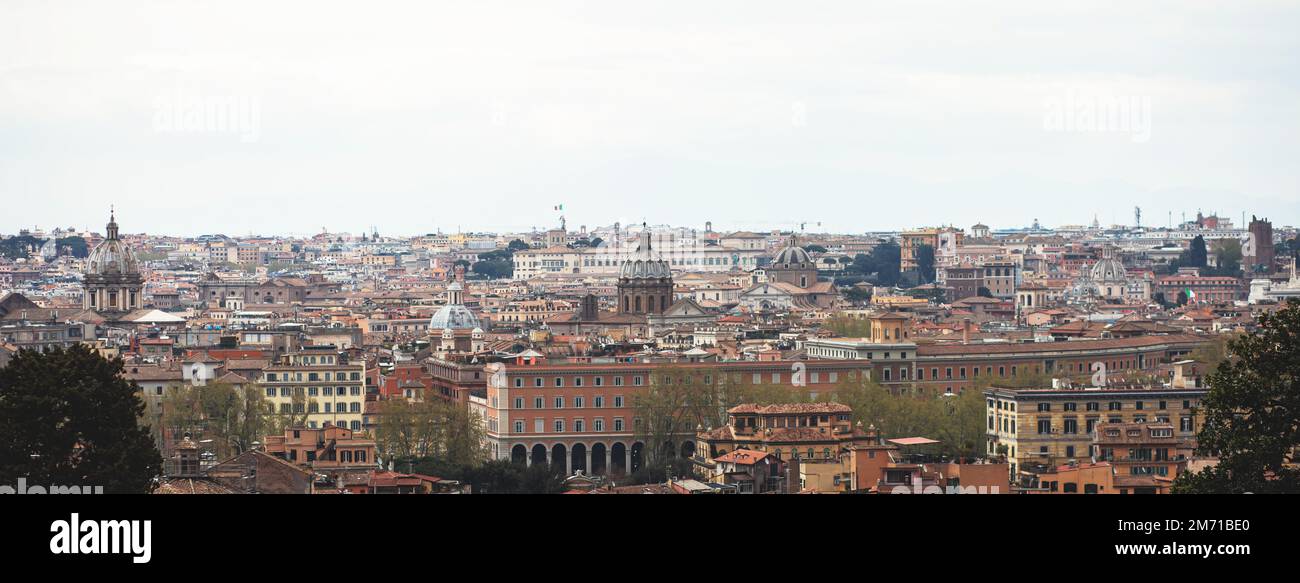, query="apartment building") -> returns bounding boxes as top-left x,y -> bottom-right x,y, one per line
259,346 -> 368,431
985,385 -> 1206,479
